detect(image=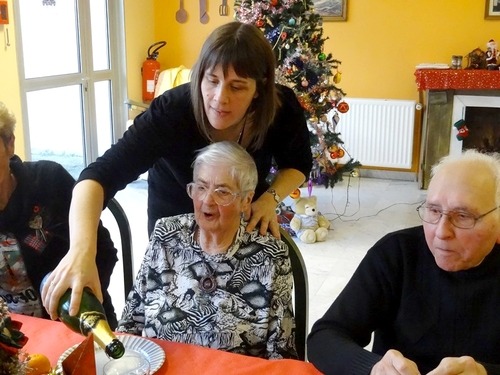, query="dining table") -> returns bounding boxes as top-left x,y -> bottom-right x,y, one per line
13,313 -> 323,375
